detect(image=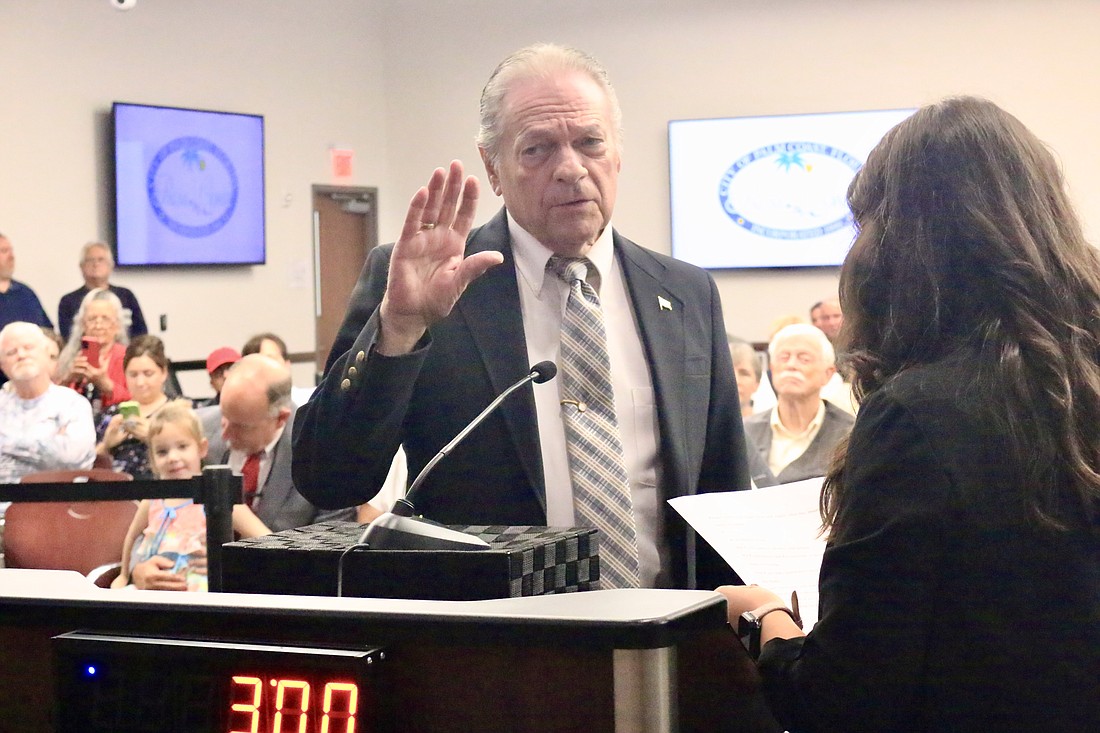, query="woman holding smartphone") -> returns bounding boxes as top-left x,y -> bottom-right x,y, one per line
95,335 -> 171,479
57,287 -> 131,414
